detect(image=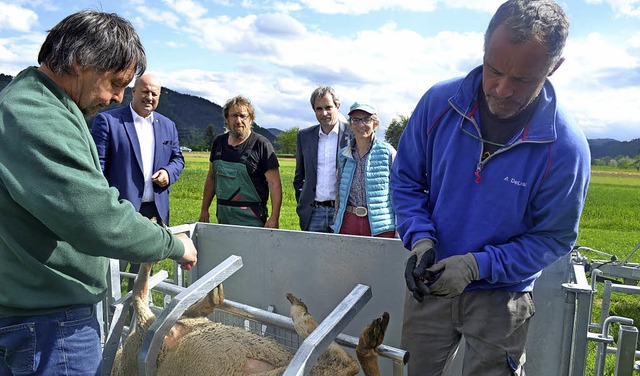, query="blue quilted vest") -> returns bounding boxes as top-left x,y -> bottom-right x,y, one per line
332,138 -> 396,236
